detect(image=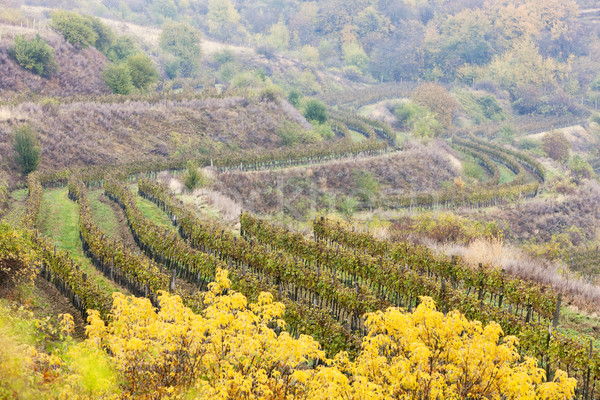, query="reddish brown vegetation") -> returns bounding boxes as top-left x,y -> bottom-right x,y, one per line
0,31 -> 109,99
0,97 -> 311,174
214,141 -> 457,215
482,181 -> 600,243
